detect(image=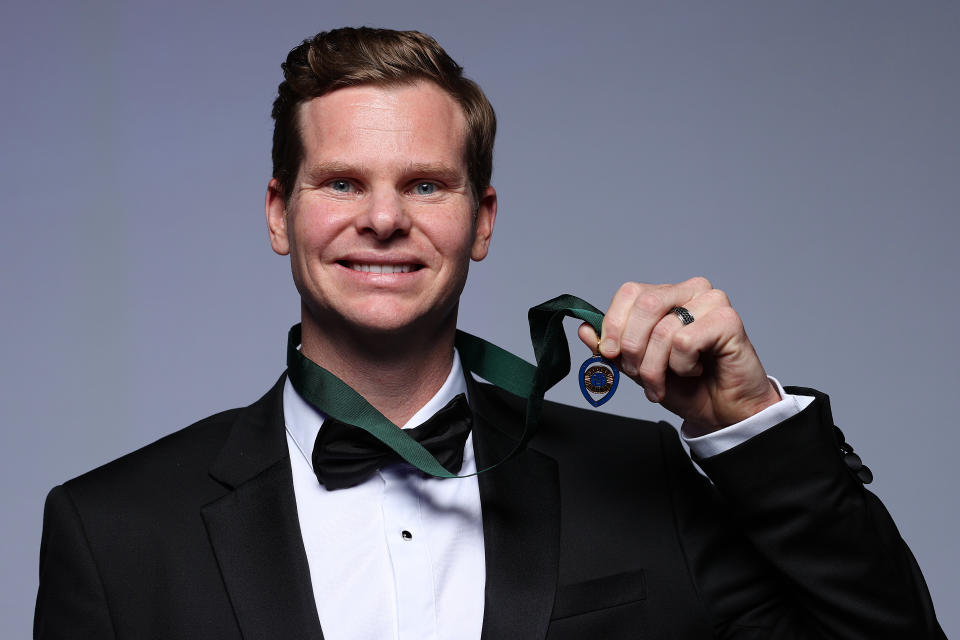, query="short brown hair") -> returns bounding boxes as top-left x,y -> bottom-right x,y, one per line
271,27 -> 496,204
